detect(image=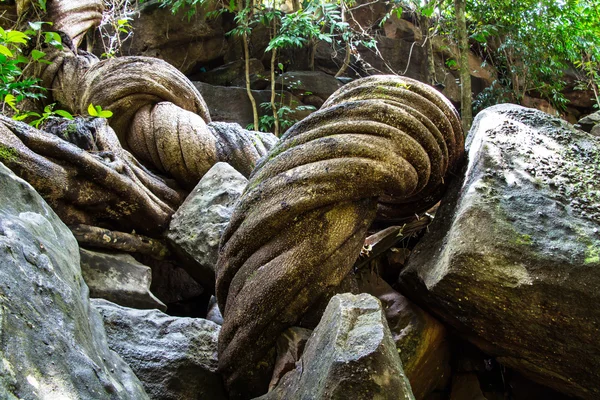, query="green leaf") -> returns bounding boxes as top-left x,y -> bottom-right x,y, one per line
31,49 -> 46,61
88,103 -> 98,116
6,30 -> 29,44
28,21 -> 45,31
54,109 -> 74,119
98,109 -> 113,118
3,93 -> 17,111
0,45 -> 14,58
421,5 -> 434,18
